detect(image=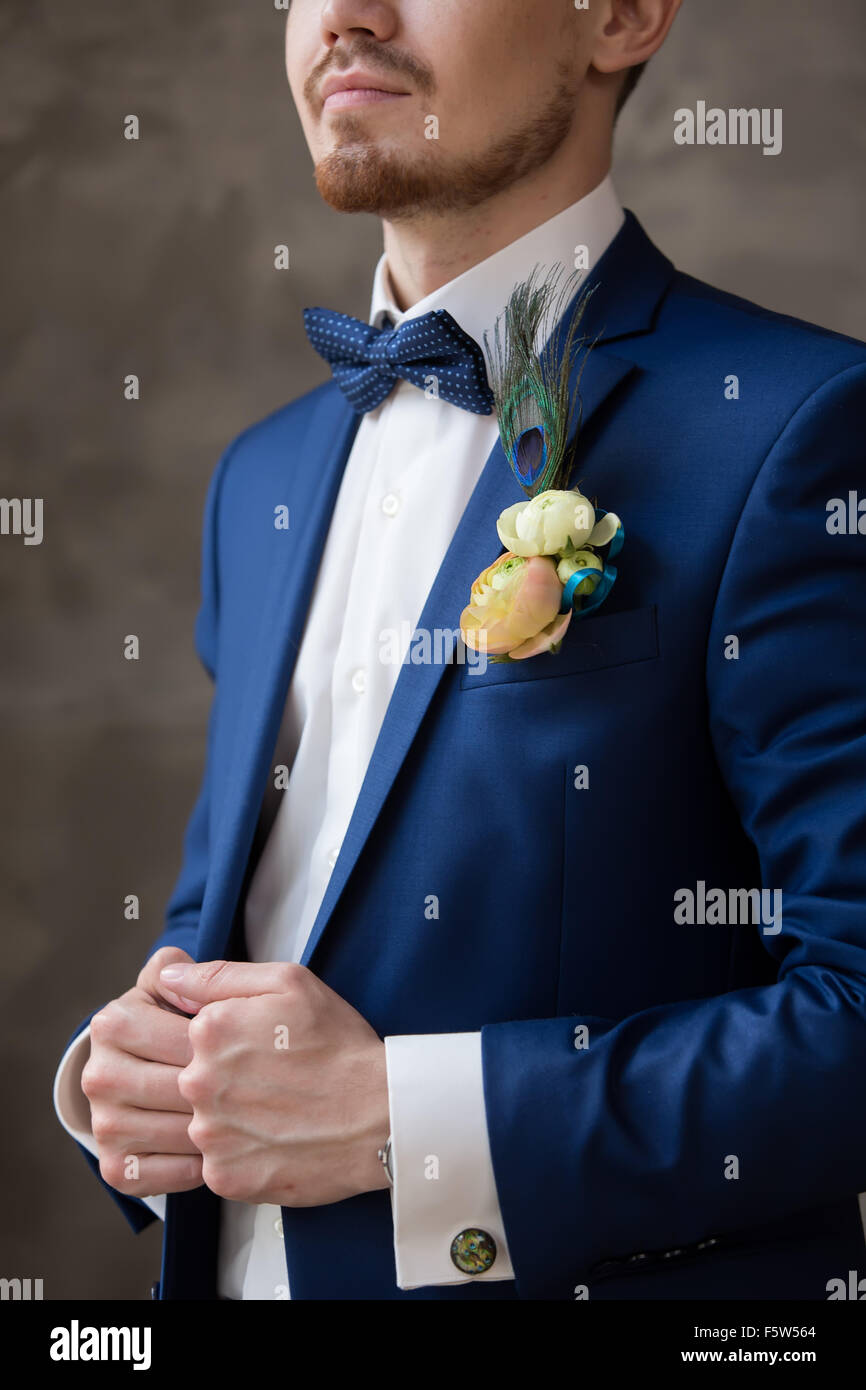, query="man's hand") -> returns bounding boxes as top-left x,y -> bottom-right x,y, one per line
81,946 -> 204,1198
156,960 -> 391,1208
